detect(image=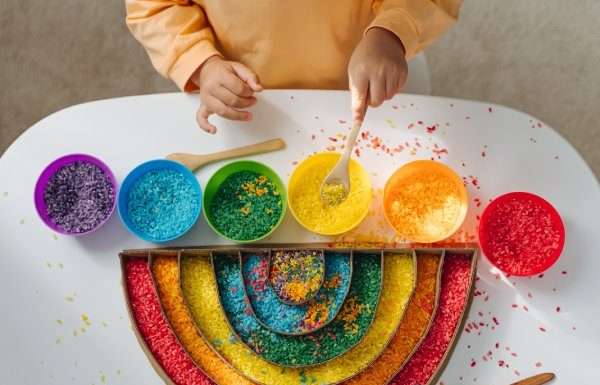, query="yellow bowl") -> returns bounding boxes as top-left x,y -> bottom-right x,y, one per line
383,160 -> 468,243
288,153 -> 372,236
